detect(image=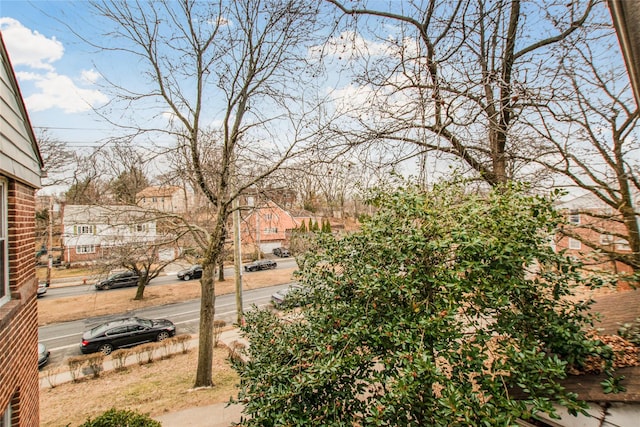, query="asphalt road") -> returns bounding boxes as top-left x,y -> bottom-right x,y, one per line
38,283 -> 291,367
45,257 -> 298,299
